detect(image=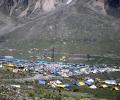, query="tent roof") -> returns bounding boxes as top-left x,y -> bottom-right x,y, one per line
89,85 -> 97,89
104,80 -> 117,85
